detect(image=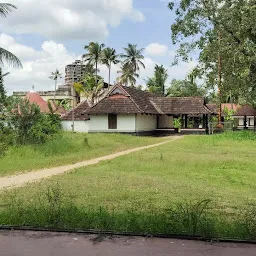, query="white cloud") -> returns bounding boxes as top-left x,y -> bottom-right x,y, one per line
0,0 -> 144,41
145,43 -> 169,57
1,33 -> 197,94
1,34 -> 77,94
137,59 -> 198,88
